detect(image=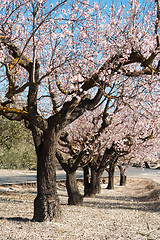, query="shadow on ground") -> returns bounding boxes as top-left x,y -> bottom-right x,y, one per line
83,193 -> 160,213
0,217 -> 31,222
